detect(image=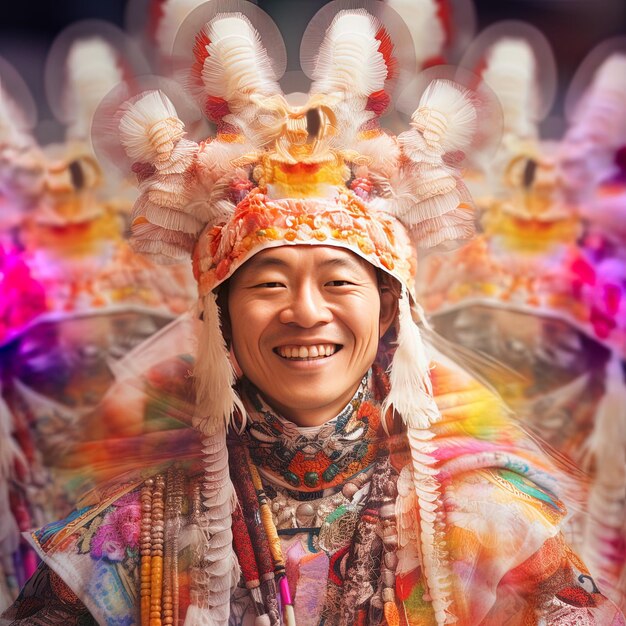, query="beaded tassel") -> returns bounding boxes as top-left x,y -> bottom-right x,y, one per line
229,441 -> 280,626
150,474 -> 165,626
140,479 -> 154,626
335,455 -> 398,626
163,468 -> 184,626
379,465 -> 400,626
231,504 -> 268,619
247,456 -> 296,626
